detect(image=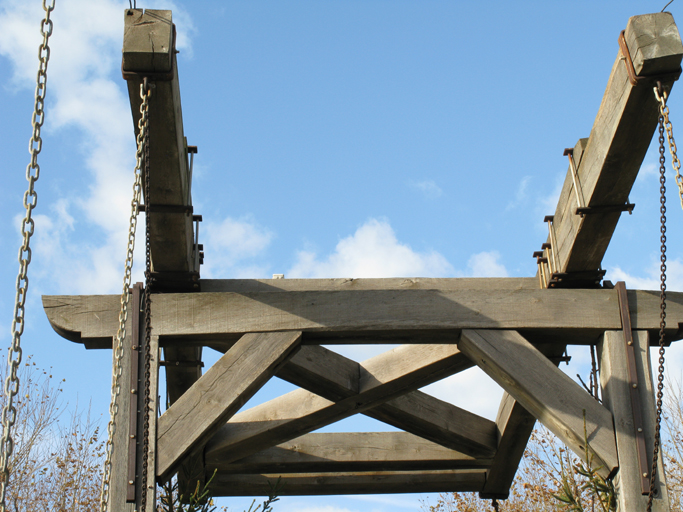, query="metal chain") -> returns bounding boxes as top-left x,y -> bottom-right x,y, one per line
0,2 -> 55,510
655,84 -> 683,211
99,82 -> 150,512
491,498 -> 500,512
141,78 -> 154,512
646,84 -> 668,512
